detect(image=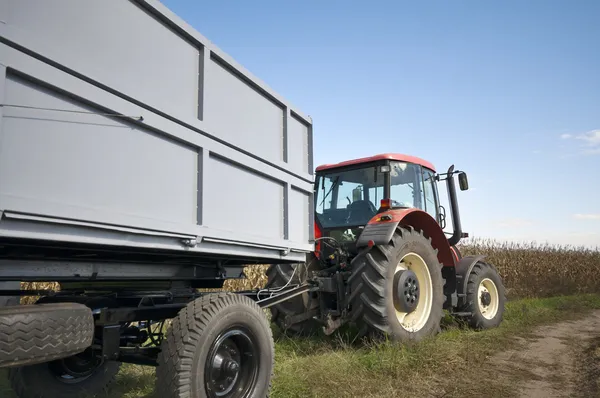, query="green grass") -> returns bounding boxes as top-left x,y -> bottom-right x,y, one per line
4,294 -> 599,398
266,294 -> 600,398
